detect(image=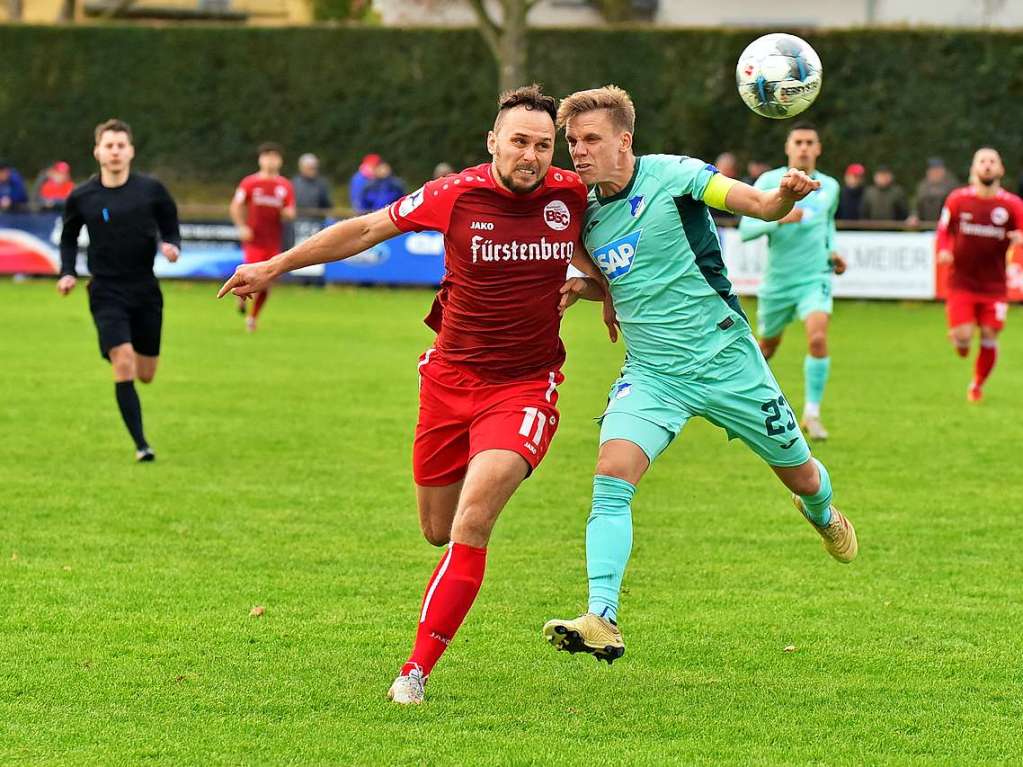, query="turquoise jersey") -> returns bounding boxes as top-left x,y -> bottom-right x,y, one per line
583,154 -> 748,377
737,166 -> 839,298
